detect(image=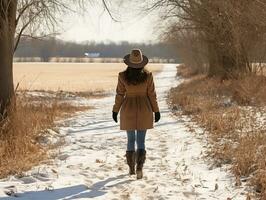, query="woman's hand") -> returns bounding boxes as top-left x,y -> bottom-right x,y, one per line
155,112 -> 161,123
112,112 -> 118,123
